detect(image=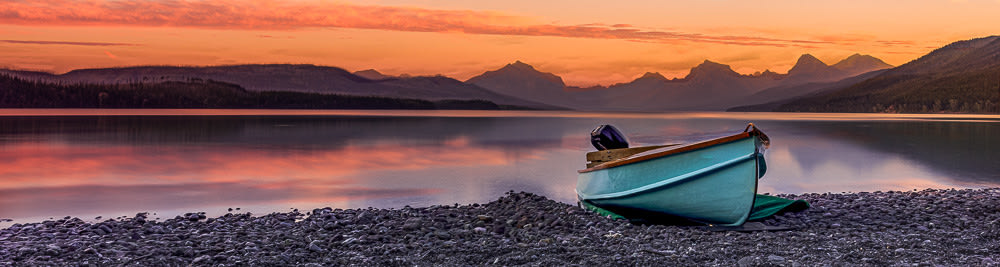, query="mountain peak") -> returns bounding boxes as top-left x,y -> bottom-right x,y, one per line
639,72 -> 667,81
465,61 -> 569,107
698,60 -> 732,69
477,61 -> 563,86
353,69 -> 391,80
831,53 -> 892,72
685,60 -> 739,79
504,60 -> 536,71
750,69 -> 785,80
795,54 -> 826,66
700,59 -> 722,65
787,54 -> 829,75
